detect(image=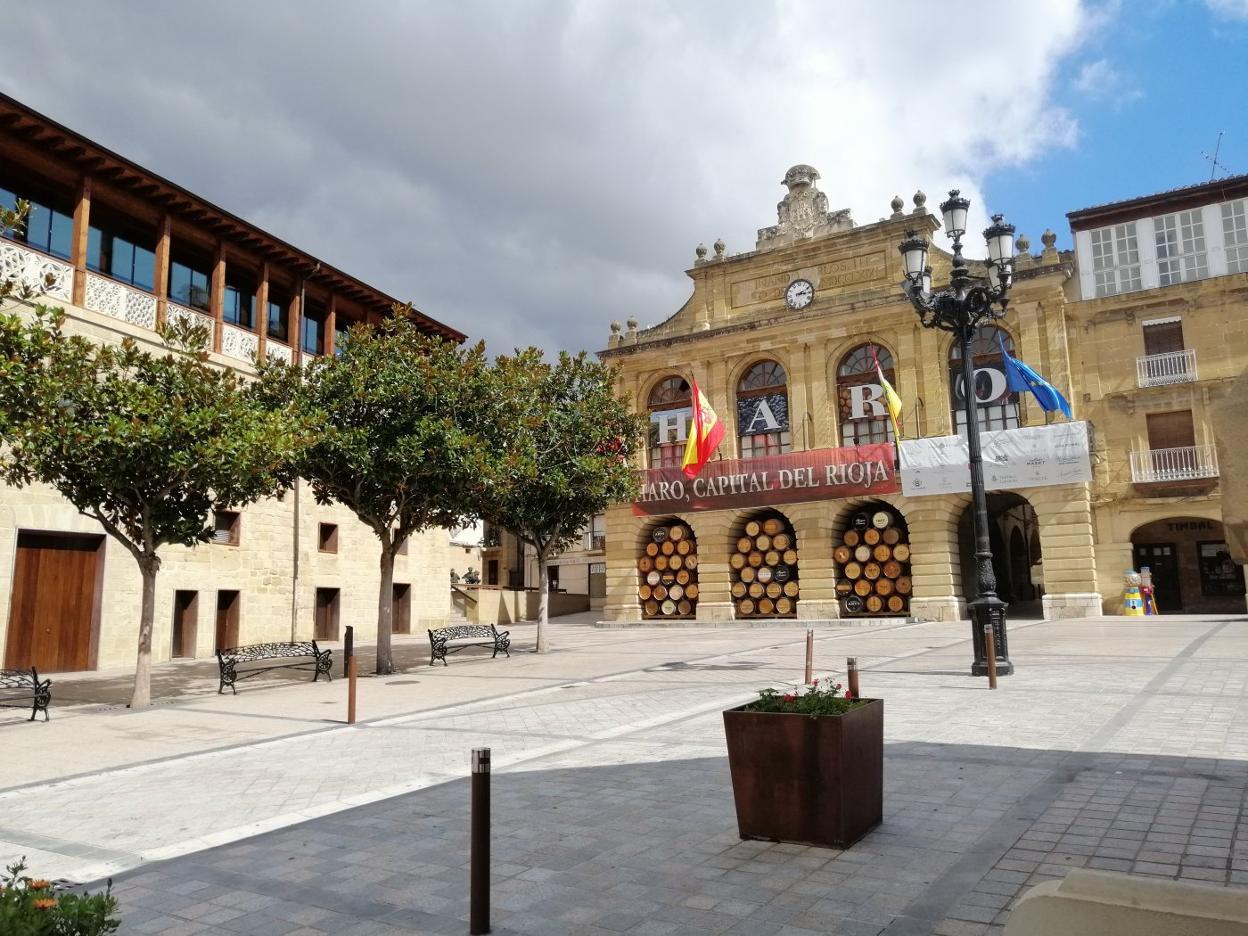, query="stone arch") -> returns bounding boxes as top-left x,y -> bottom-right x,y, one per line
1129,515 -> 1245,614
635,515 -> 701,620
957,491 -> 1042,616
945,322 -> 1022,434
831,499 -> 913,617
727,507 -> 800,619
